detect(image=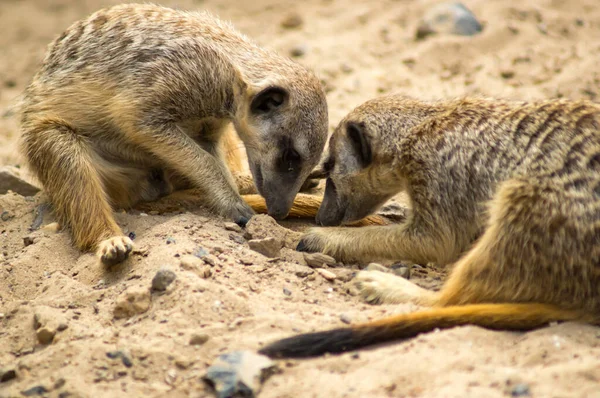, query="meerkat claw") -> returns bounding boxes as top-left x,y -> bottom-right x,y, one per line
235,216 -> 249,228
98,236 -> 133,266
